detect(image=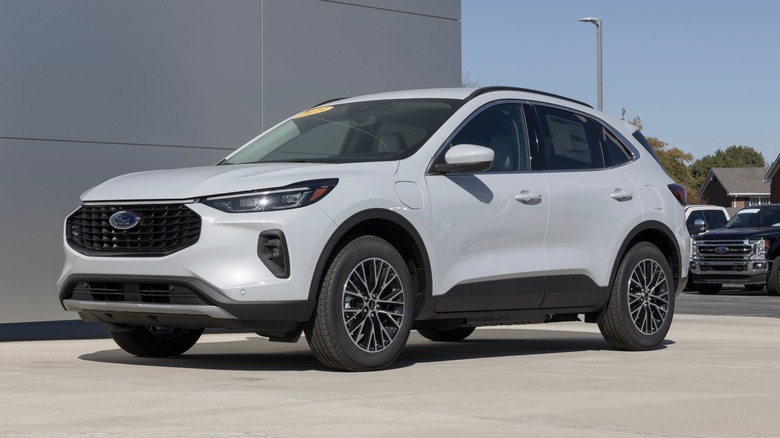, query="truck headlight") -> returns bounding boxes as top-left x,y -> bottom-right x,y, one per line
202,179 -> 338,213
750,239 -> 769,260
